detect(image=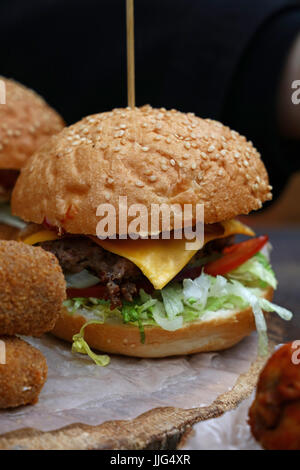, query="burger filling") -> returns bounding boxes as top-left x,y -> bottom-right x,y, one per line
40,236 -> 232,308
22,223 -> 292,364
38,233 -> 292,359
